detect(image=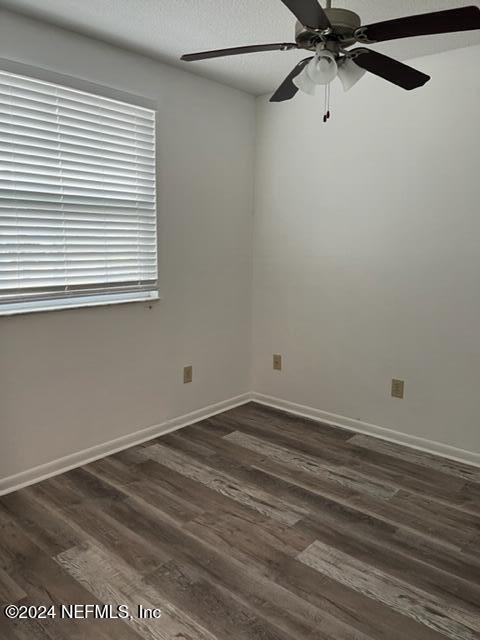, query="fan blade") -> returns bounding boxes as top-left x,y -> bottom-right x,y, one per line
280,0 -> 331,30
351,49 -> 430,90
270,57 -> 314,102
181,43 -> 297,61
355,6 -> 480,44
